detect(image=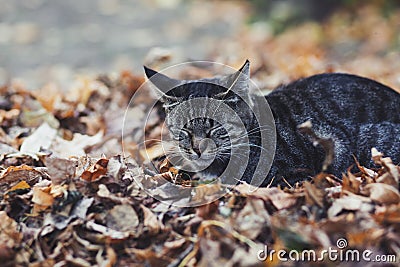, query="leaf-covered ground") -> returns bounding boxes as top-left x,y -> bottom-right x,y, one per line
1,3 -> 400,267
